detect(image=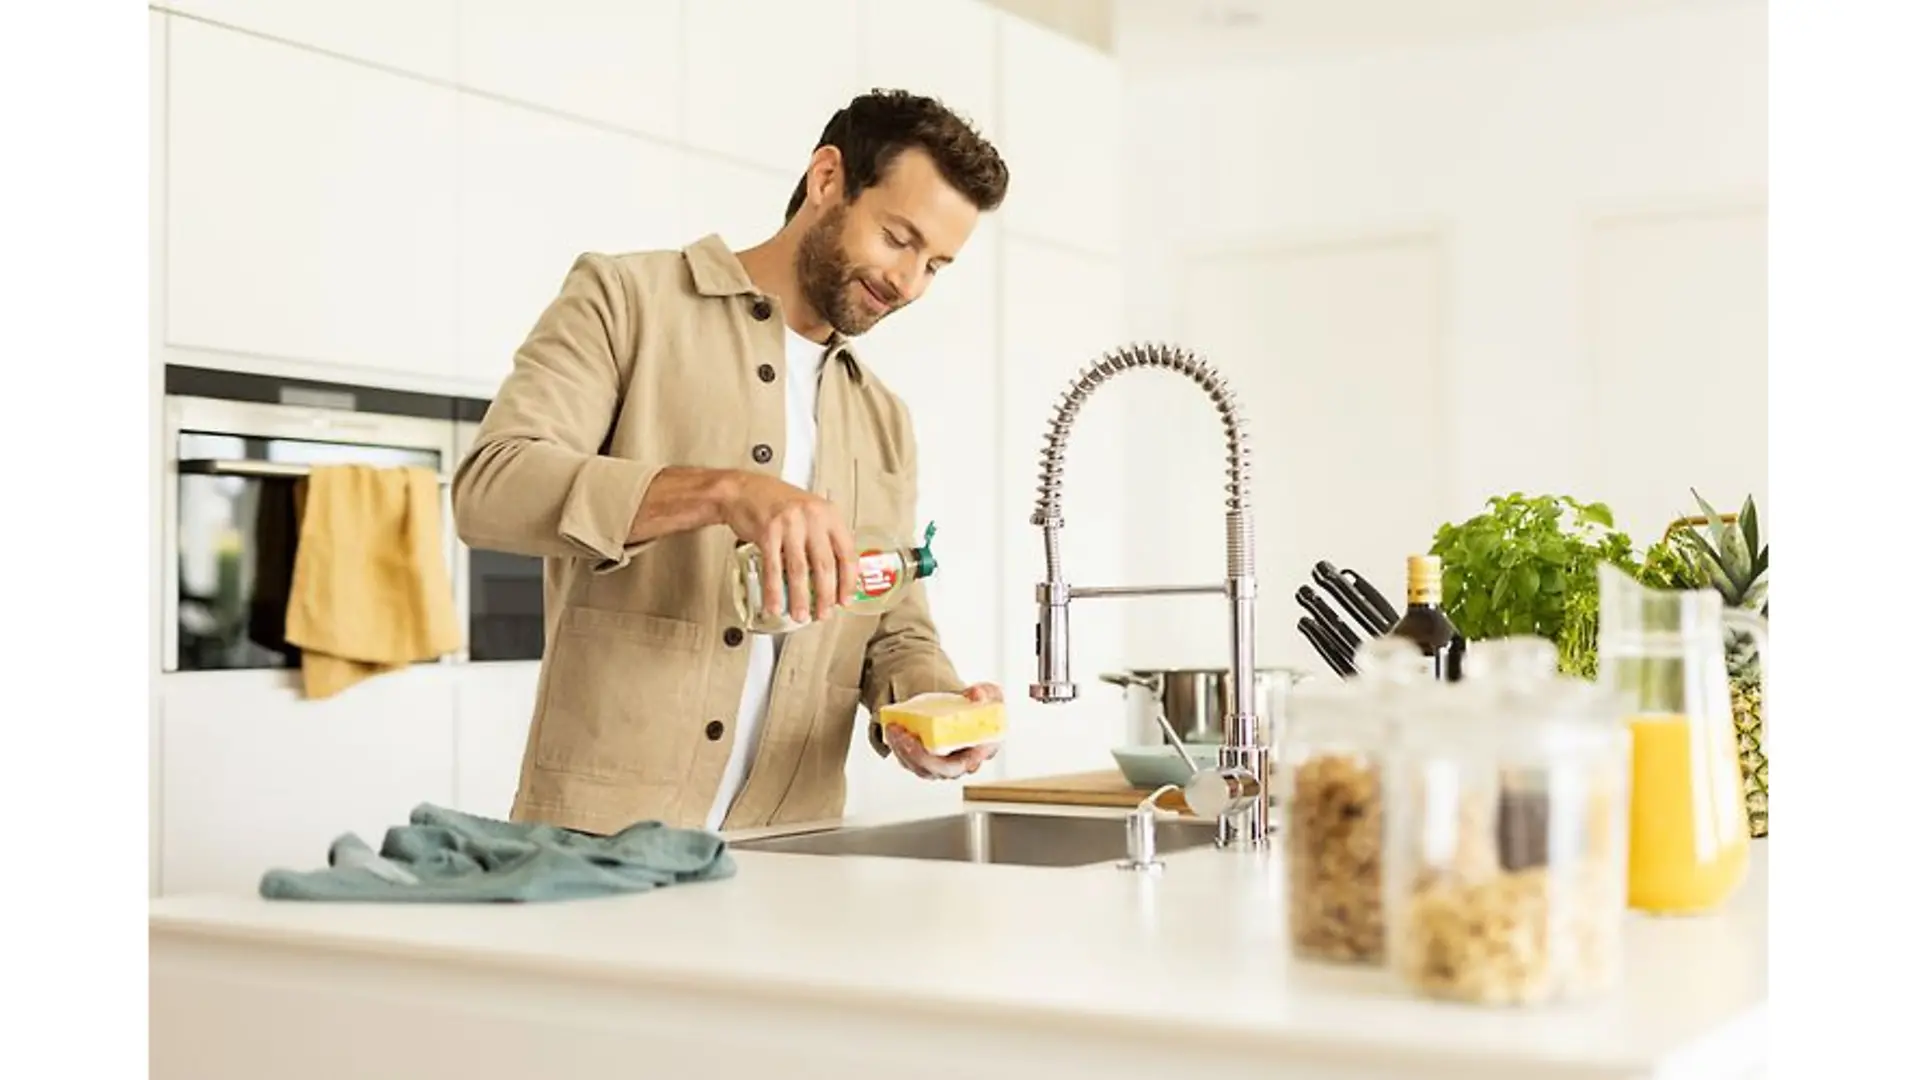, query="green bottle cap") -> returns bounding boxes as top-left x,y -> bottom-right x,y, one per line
912,521 -> 939,579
